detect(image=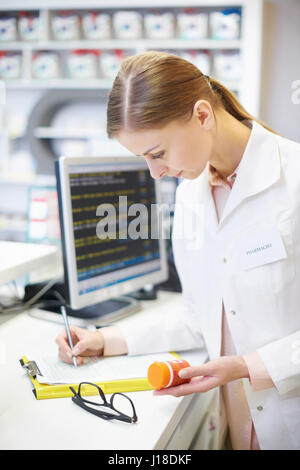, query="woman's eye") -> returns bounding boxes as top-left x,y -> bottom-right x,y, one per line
151,151 -> 165,159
